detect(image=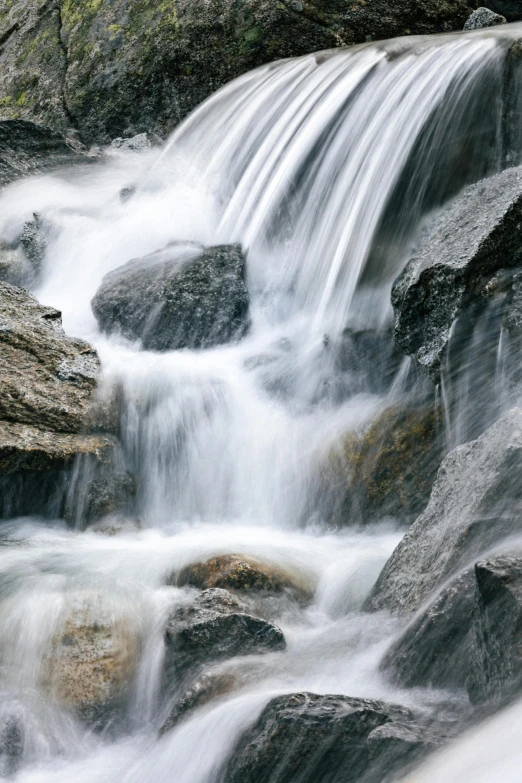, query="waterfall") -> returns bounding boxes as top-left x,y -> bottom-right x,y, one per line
0,23 -> 521,782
